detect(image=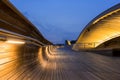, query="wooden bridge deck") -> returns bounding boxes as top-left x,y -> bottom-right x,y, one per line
0,47 -> 120,80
